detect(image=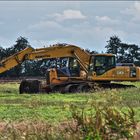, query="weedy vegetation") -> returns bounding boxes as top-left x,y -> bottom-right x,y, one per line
0,82 -> 139,139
